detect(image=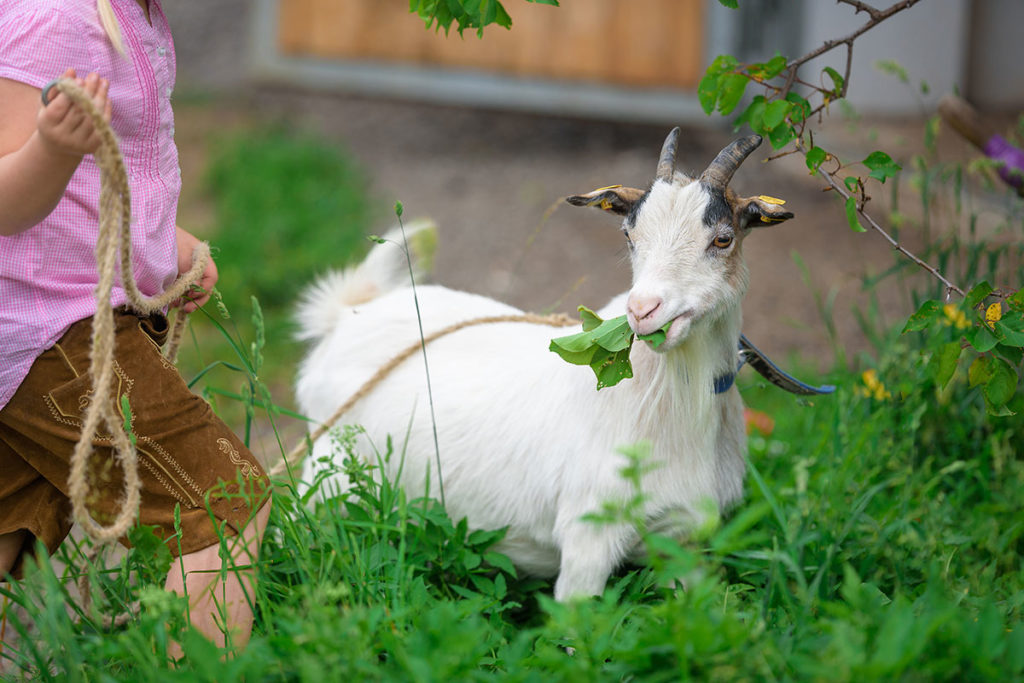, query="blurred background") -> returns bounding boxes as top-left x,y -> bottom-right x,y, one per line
160,0 -> 1024,458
